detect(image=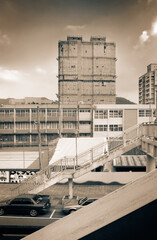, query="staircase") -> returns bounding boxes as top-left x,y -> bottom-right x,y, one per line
12,124 -> 143,196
